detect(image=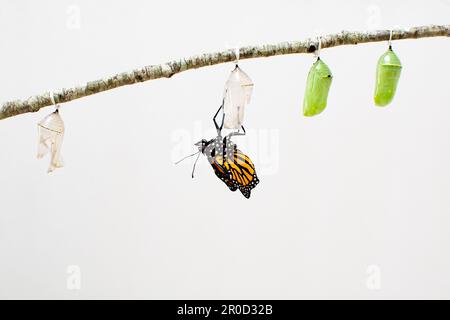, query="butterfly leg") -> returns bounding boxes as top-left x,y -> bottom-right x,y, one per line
213,103 -> 225,134
226,125 -> 246,139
